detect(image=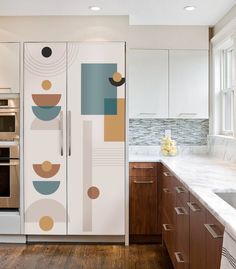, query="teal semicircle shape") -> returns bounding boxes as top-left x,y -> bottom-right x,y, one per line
33,181 -> 60,195
32,106 -> 61,121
